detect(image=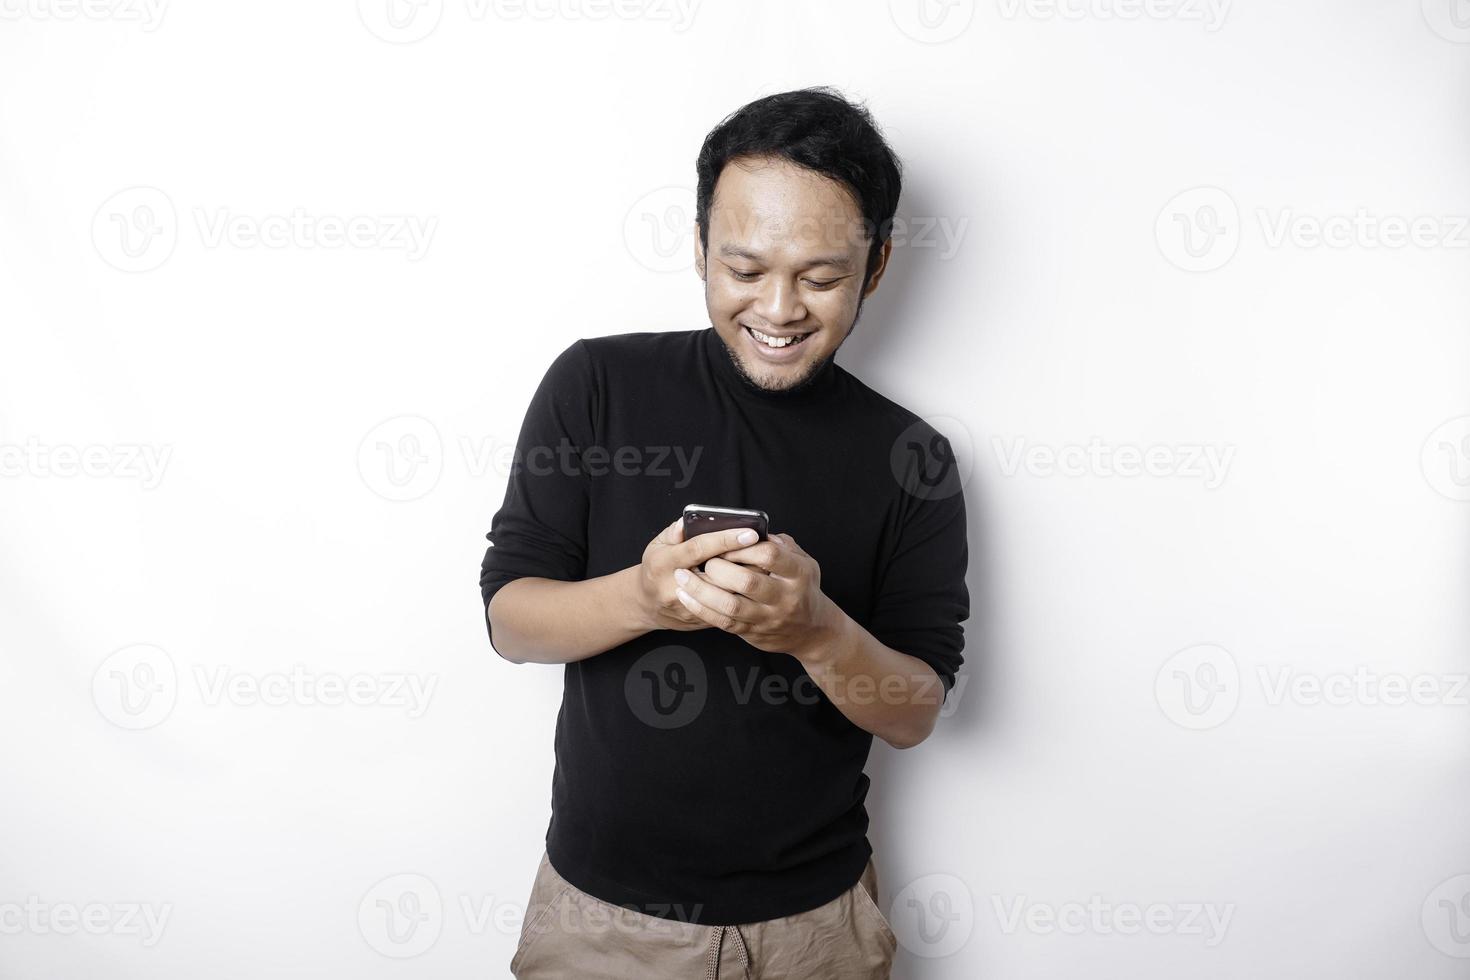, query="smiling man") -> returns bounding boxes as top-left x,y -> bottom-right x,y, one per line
481,86 -> 970,979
